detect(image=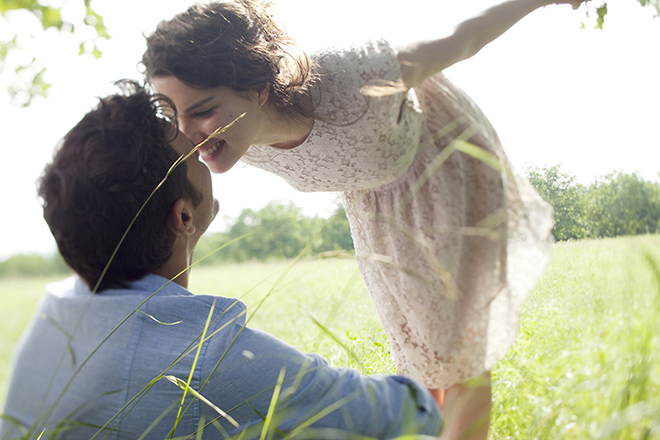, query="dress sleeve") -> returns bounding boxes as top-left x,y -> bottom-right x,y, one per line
199,316 -> 441,438
242,39 -> 425,192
